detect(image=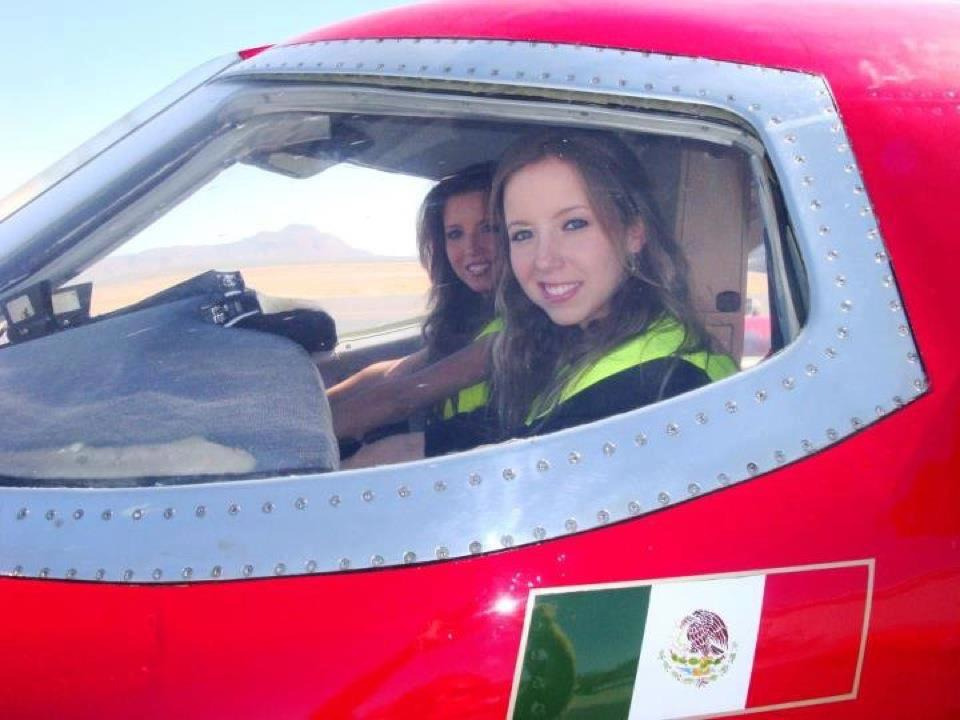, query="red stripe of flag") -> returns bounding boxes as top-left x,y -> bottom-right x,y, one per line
747,564 -> 869,708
